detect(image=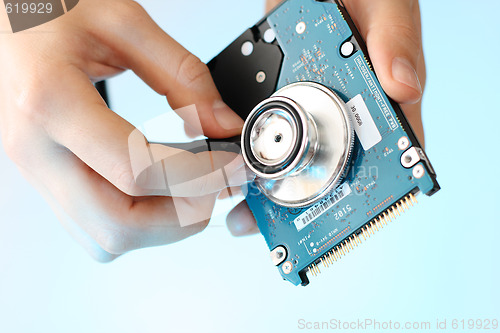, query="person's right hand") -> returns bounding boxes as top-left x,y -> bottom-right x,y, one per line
0,0 -> 249,261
